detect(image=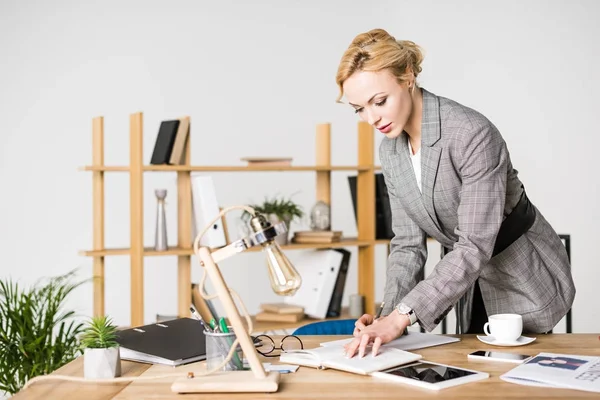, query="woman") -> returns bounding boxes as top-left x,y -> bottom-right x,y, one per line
337,29 -> 575,358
